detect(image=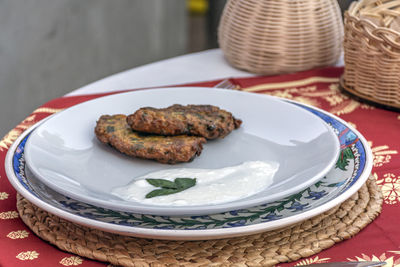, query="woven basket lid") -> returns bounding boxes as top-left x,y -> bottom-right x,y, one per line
218,0 -> 344,75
